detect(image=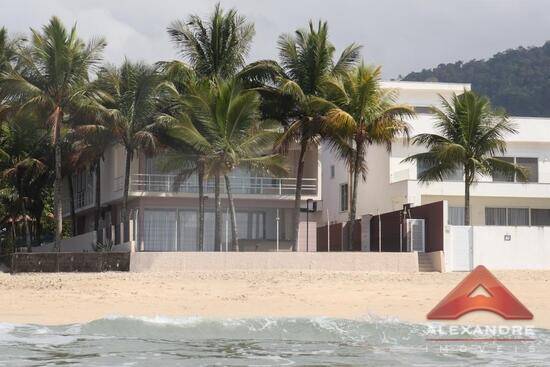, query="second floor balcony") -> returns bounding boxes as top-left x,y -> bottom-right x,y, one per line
390,167 -> 550,199
63,187 -> 94,214
115,173 -> 318,198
